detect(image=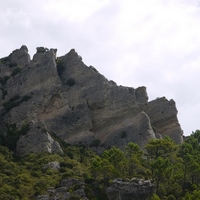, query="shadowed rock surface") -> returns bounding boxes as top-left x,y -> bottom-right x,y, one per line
106,178 -> 155,200
36,178 -> 88,200
0,46 -> 183,155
